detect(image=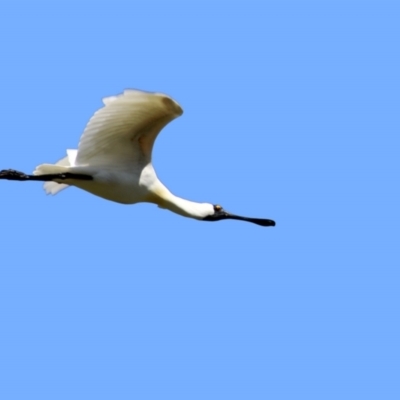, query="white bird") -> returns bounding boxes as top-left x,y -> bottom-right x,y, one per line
0,89 -> 275,227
